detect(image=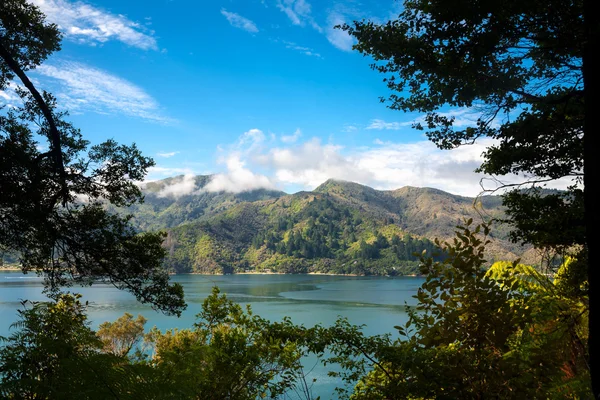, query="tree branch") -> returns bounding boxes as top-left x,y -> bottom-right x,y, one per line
0,39 -> 68,204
